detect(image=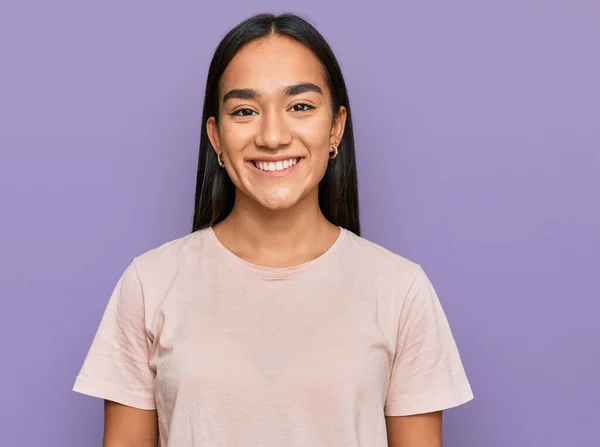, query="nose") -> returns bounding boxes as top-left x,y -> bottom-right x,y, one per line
254,107 -> 292,150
